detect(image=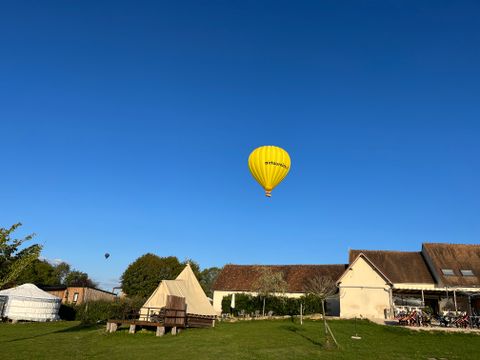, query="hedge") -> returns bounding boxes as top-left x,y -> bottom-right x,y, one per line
58,297 -> 145,324
76,296 -> 145,324
221,293 -> 328,316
